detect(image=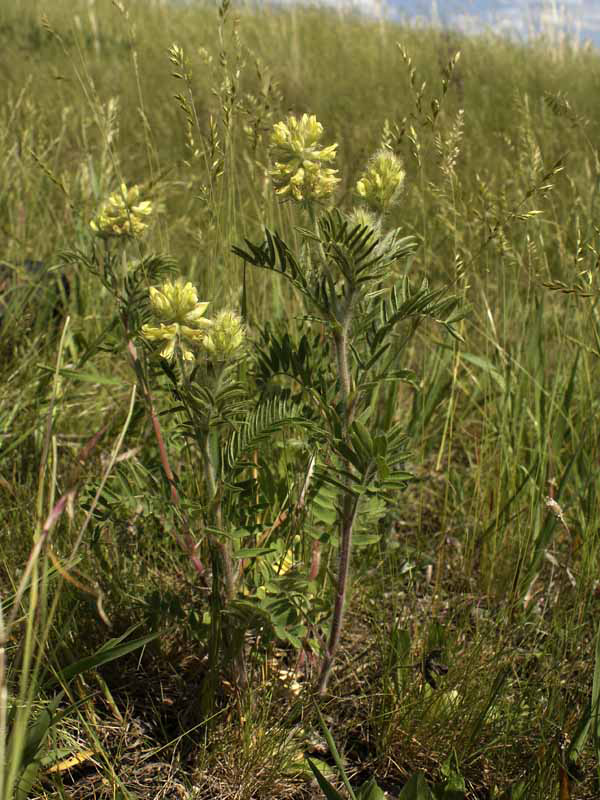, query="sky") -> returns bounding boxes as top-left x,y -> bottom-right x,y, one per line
247,0 -> 600,47
393,1 -> 600,45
